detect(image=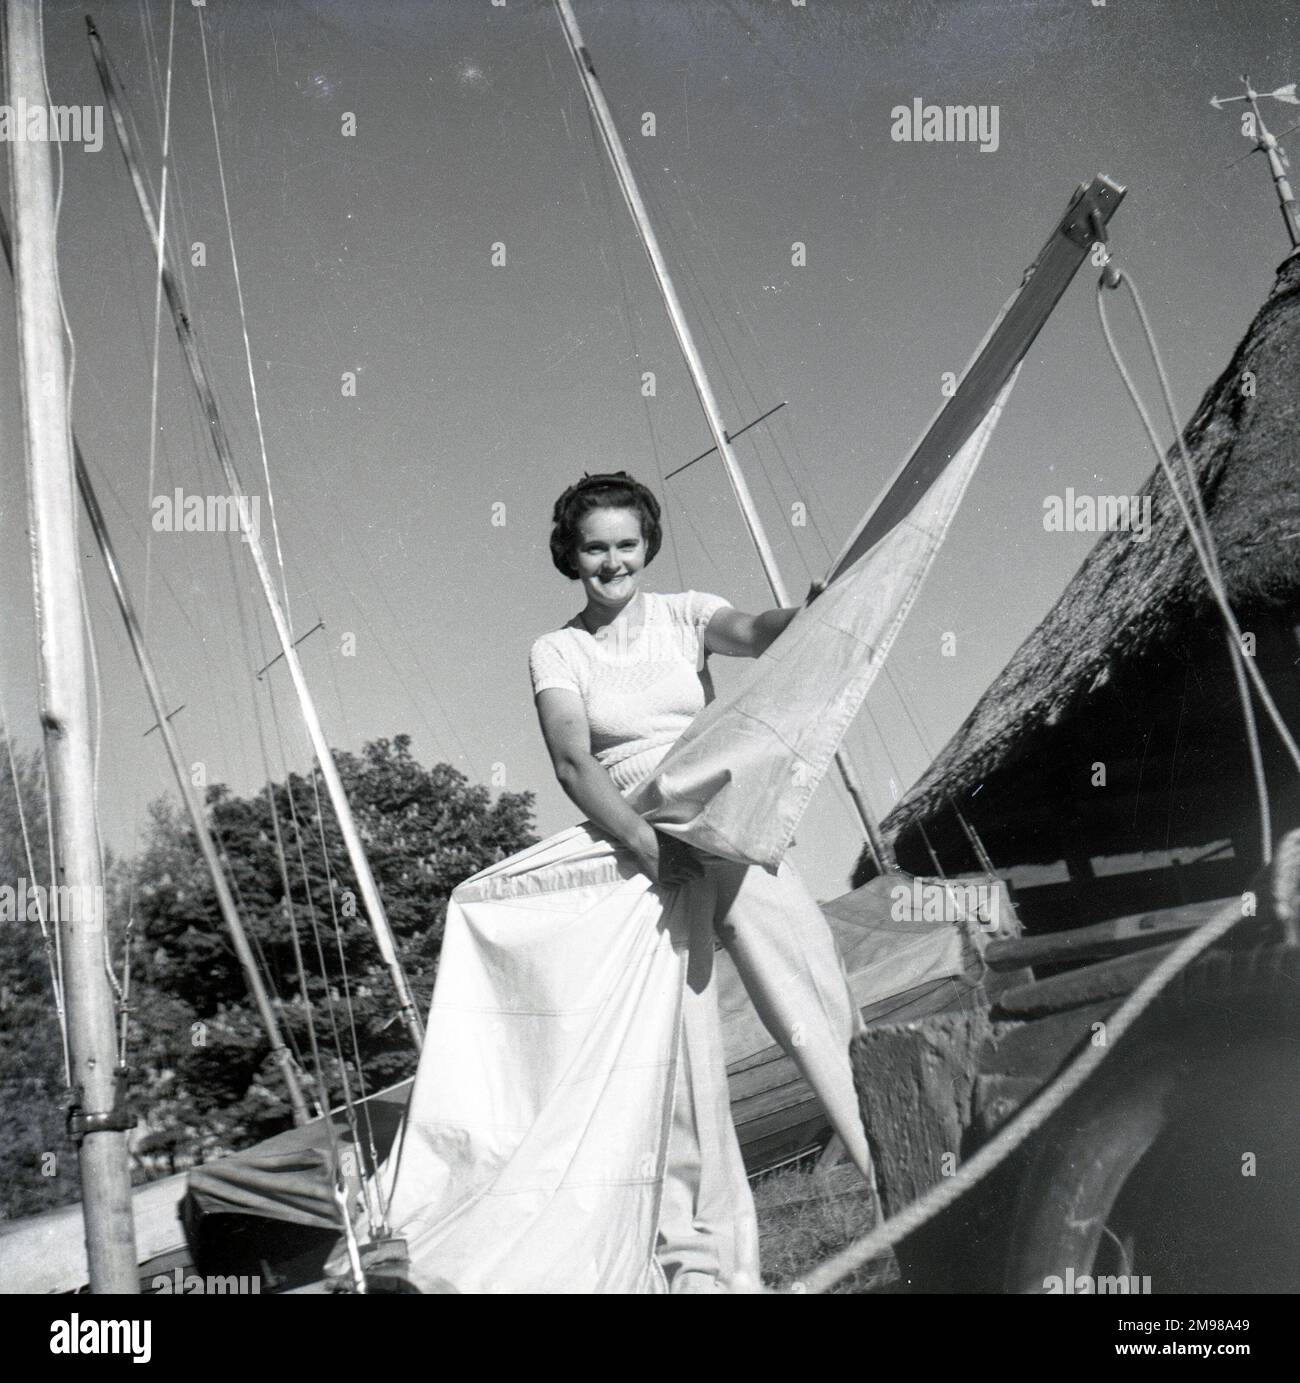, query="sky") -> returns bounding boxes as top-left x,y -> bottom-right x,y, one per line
0,0 -> 1296,902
